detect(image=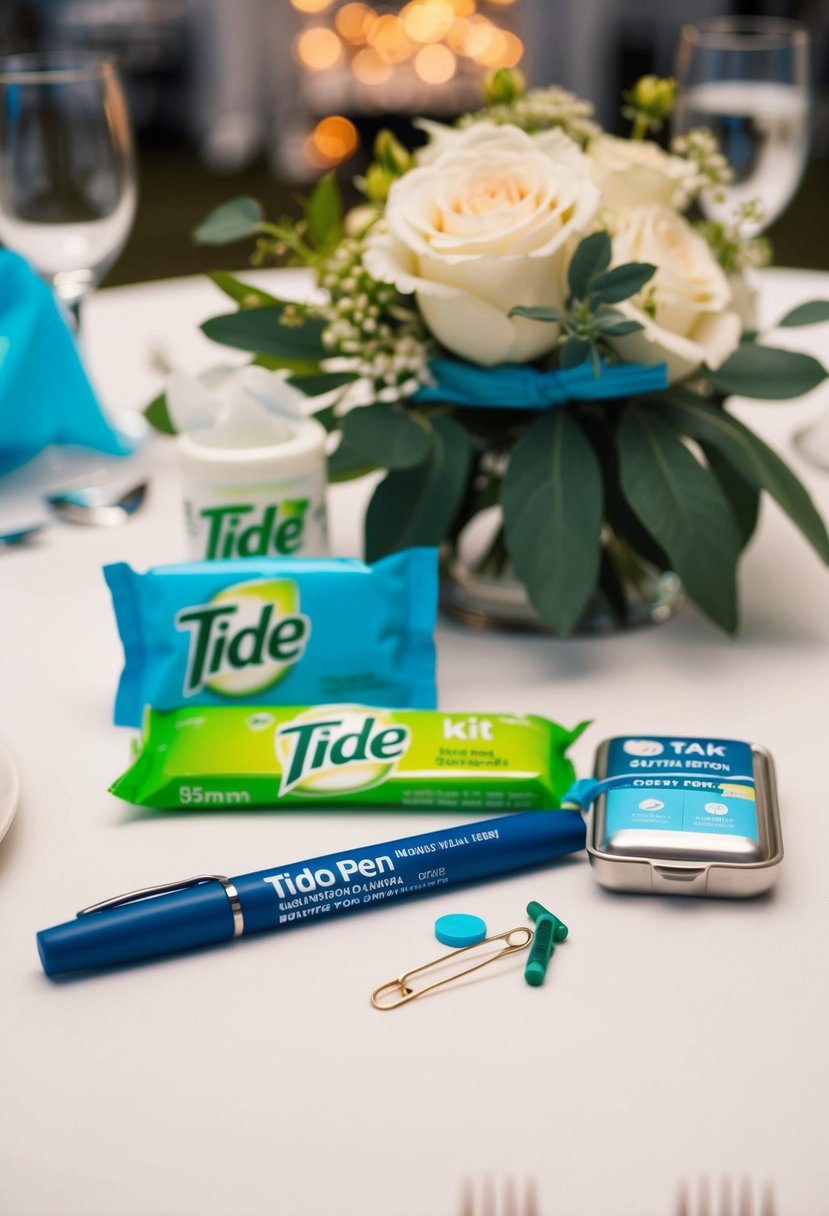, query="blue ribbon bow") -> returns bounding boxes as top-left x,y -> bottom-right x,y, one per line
413,355 -> 668,411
